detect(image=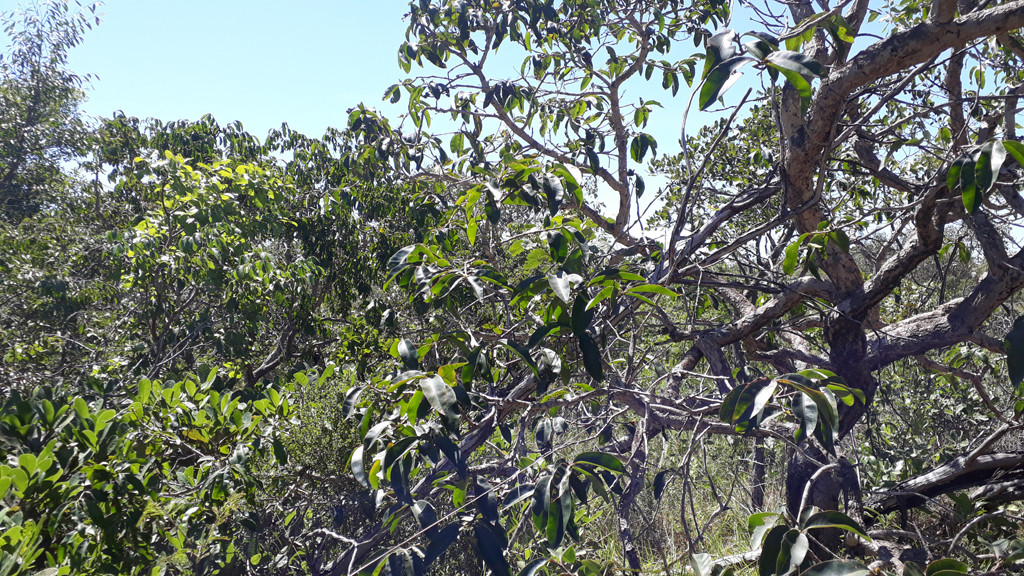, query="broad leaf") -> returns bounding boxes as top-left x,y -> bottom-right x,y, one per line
579,333 -> 604,381
800,560 -> 870,576
547,272 -> 572,304
975,139 -> 1006,195
1005,316 -> 1024,392
398,339 -> 419,370
420,375 -> 458,420
801,510 -> 870,540
573,451 -> 625,474
699,56 -> 751,110
653,470 -> 669,500
748,512 -> 780,550
926,559 -> 968,575
474,521 -> 511,576
758,525 -> 789,576
518,558 -> 547,576
1003,139 -> 1024,167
